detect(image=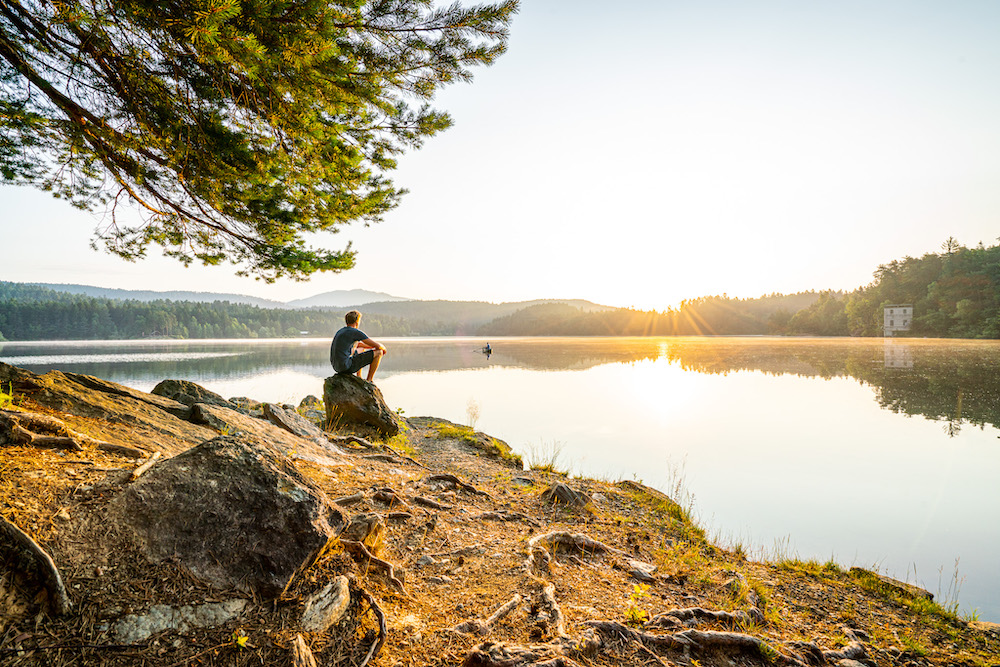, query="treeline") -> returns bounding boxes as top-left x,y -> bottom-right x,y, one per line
3,239 -> 998,339
478,292 -> 826,336
0,283 -> 412,340
776,238 -> 1000,338
479,239 -> 1000,339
